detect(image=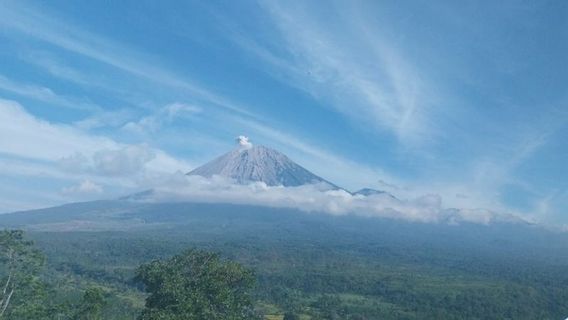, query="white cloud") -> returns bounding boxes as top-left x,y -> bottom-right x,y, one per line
62,179 -> 103,195
164,102 -> 201,117
0,2 -> 256,119
0,99 -> 193,208
24,52 -> 97,87
122,102 -> 201,135
0,99 -> 116,161
0,99 -> 190,172
58,153 -> 91,173
0,74 -> 99,112
1,1 -> 559,223
74,109 -> 135,130
236,135 -> 253,149
228,1 -> 446,147
140,173 -> 524,225
0,1 -> 412,201
92,145 -> 155,176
